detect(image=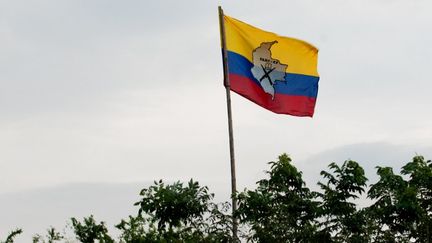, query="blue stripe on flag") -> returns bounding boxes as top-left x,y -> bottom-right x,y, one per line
226,50 -> 319,98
